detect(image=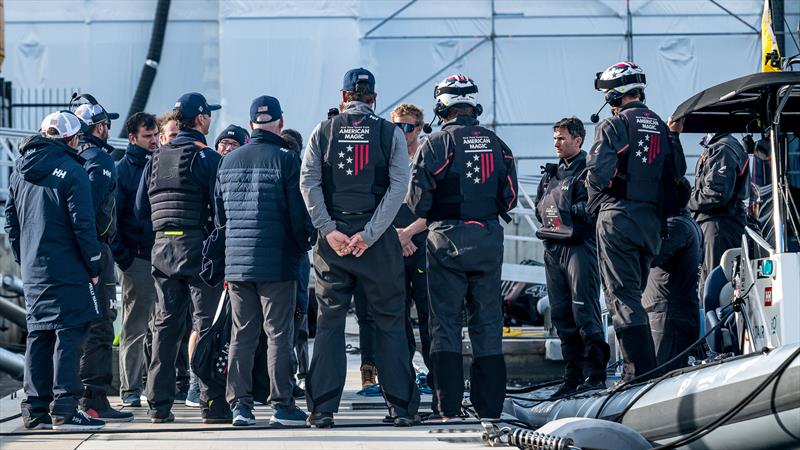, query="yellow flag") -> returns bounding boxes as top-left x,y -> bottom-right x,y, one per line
762,0 -> 781,72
